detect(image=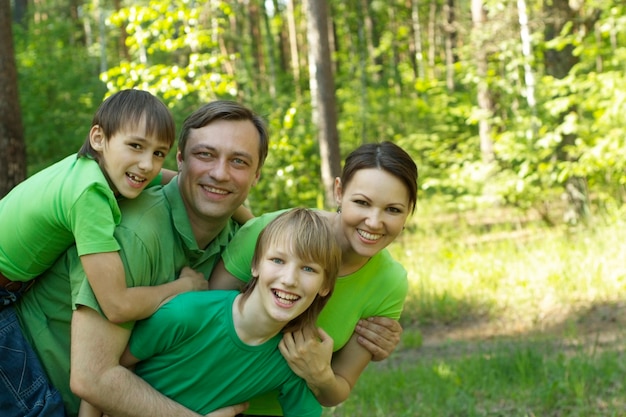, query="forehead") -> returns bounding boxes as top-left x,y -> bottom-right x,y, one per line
344,168 -> 410,202
187,119 -> 259,158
